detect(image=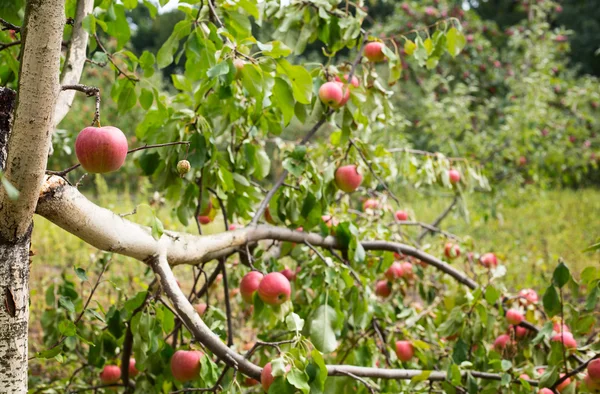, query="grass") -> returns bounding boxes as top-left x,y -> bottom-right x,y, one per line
28,183 -> 600,358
